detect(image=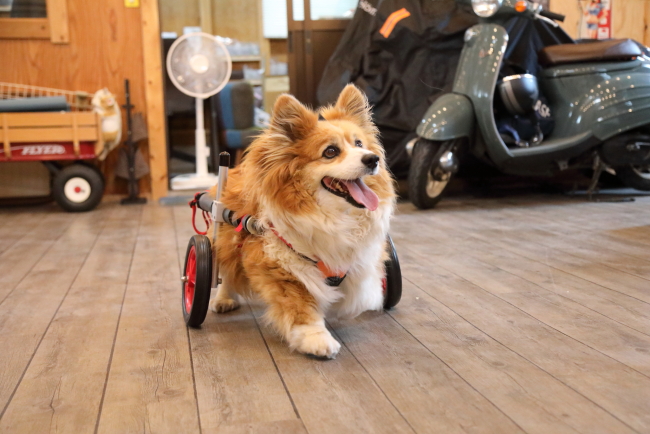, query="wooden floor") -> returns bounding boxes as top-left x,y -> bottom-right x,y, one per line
1,192 -> 649,434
